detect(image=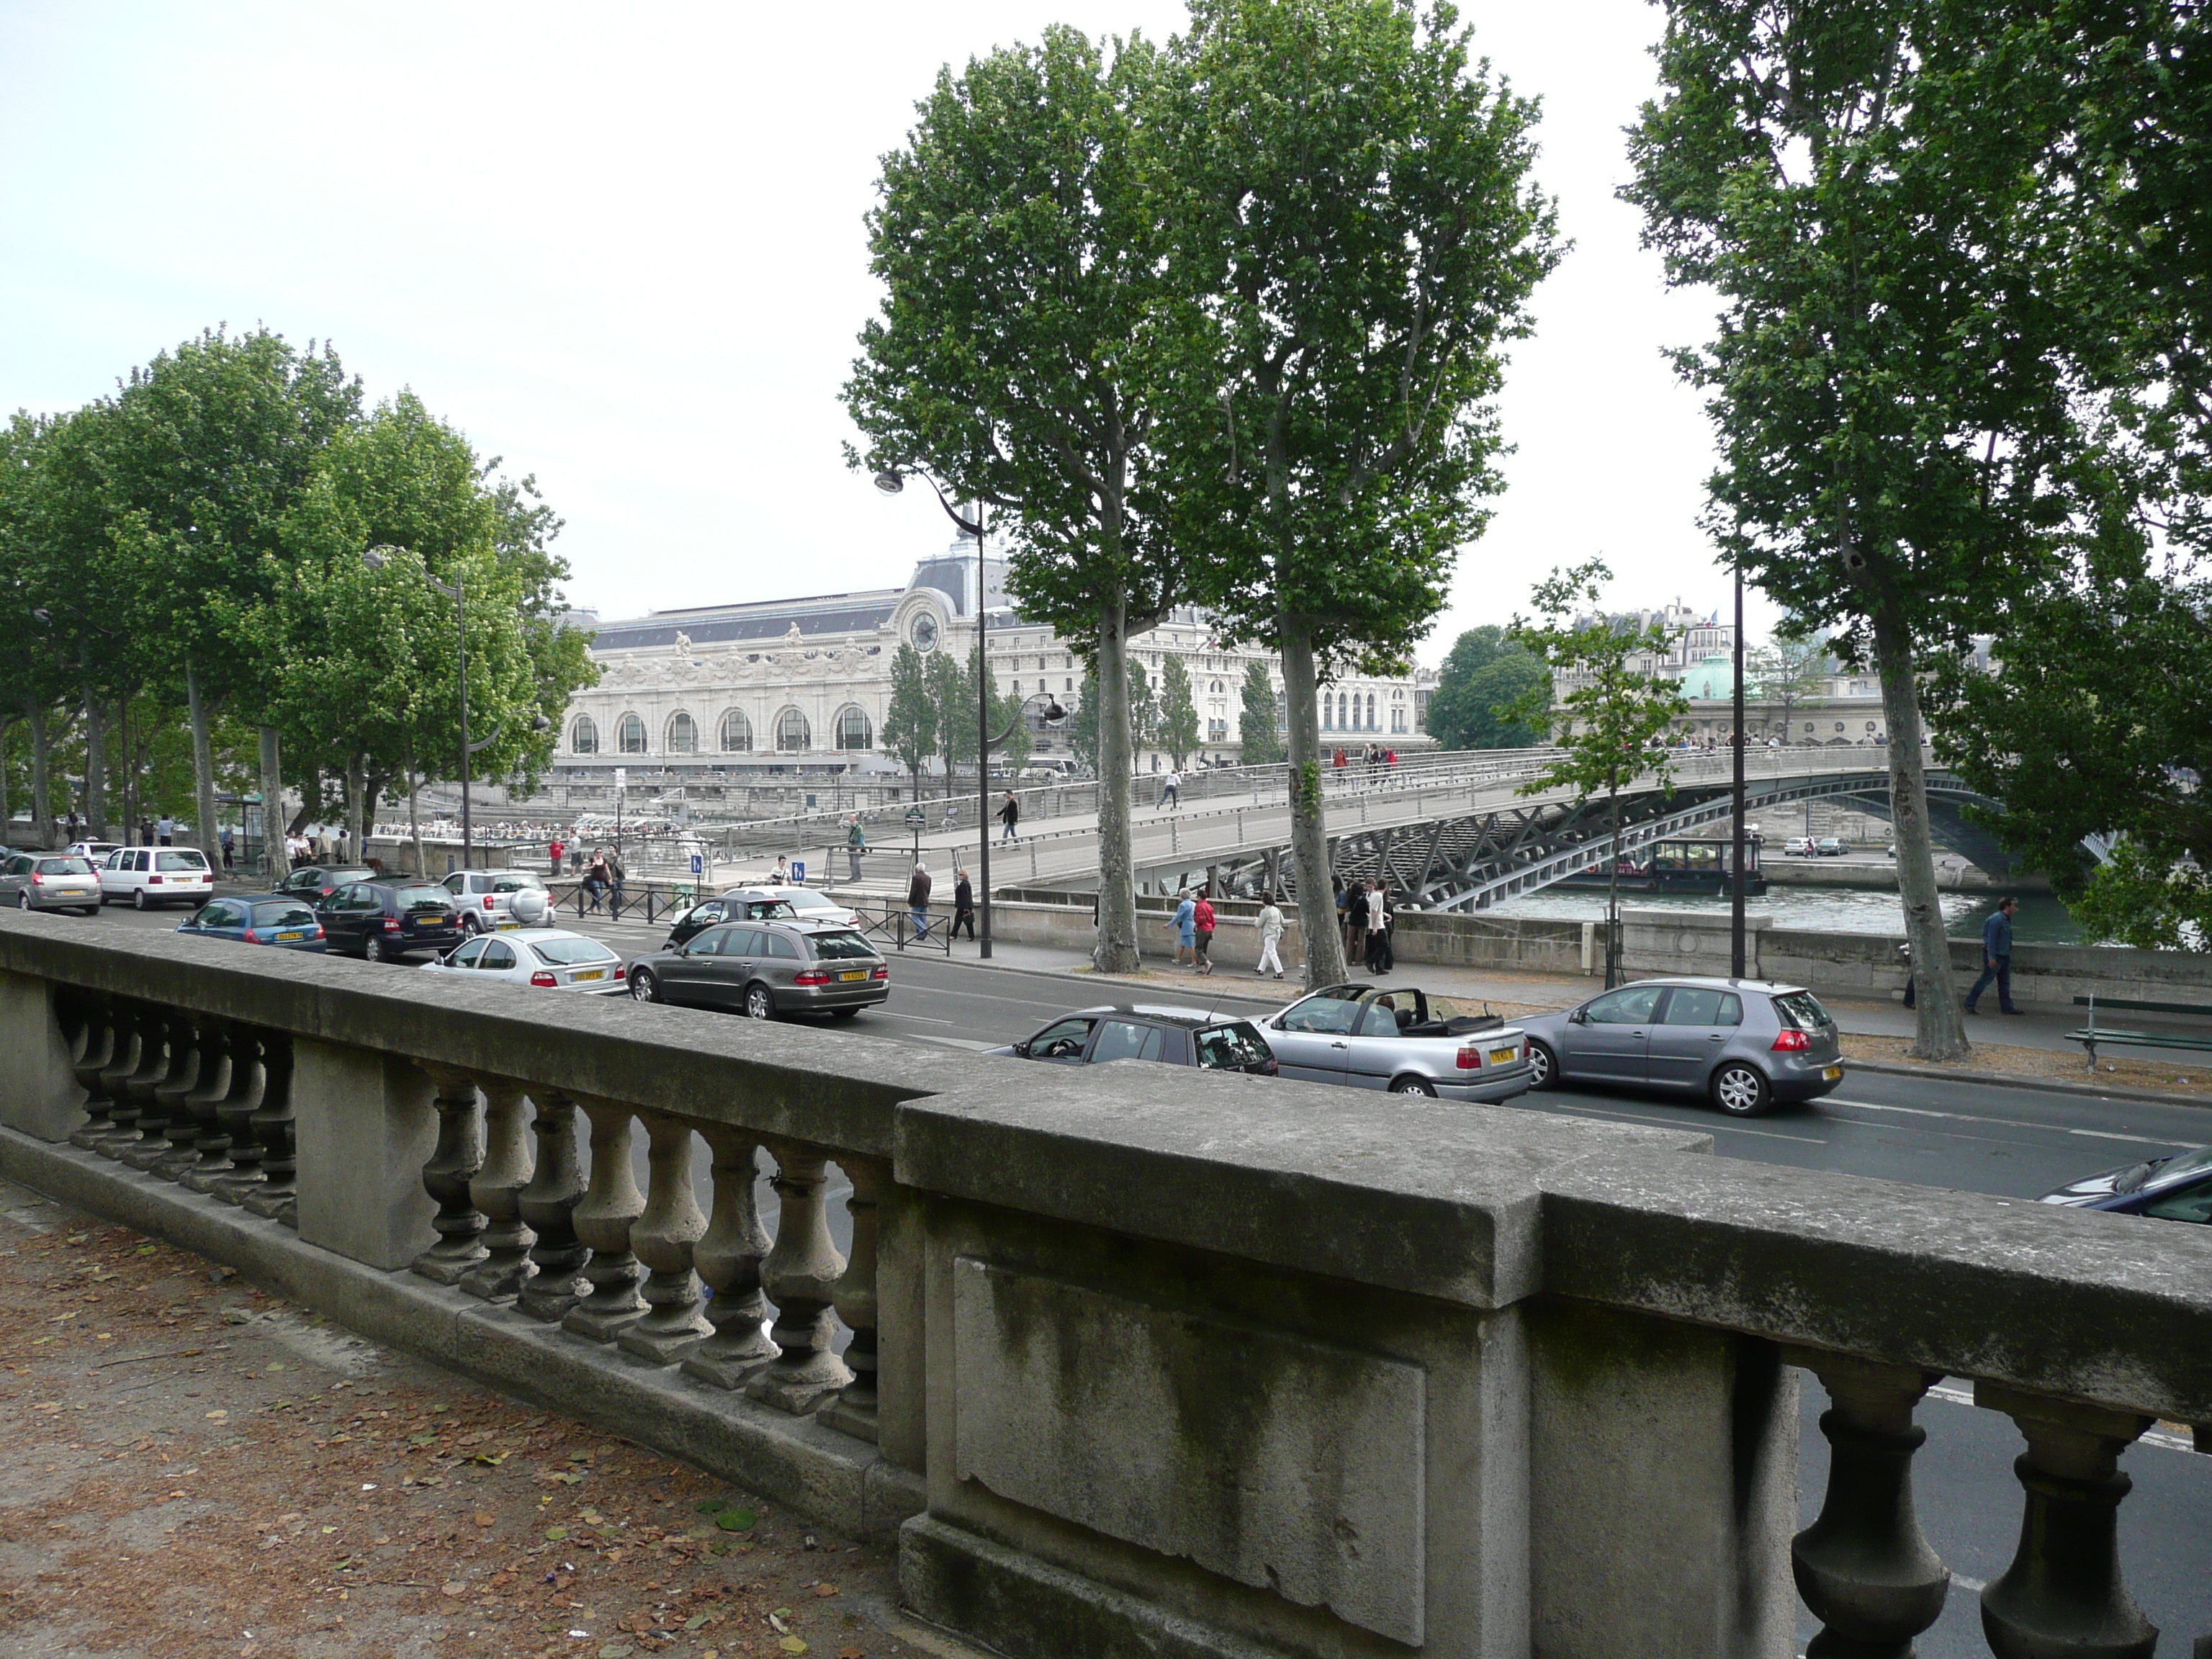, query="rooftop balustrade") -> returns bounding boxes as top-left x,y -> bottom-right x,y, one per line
0,909 -> 2204,1658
